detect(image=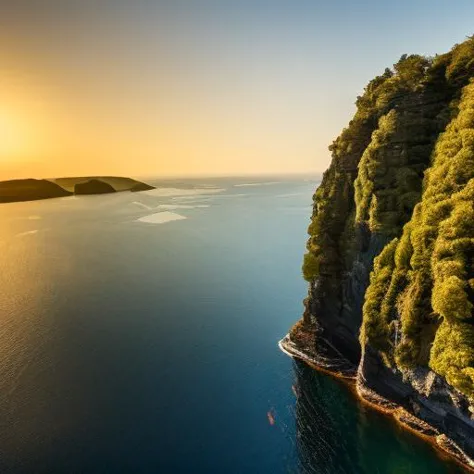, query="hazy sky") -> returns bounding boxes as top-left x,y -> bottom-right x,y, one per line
0,0 -> 473,179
